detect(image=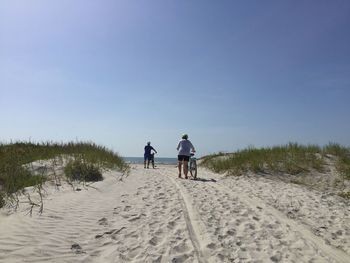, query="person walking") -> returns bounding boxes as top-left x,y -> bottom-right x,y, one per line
176,134 -> 196,179
144,142 -> 157,168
